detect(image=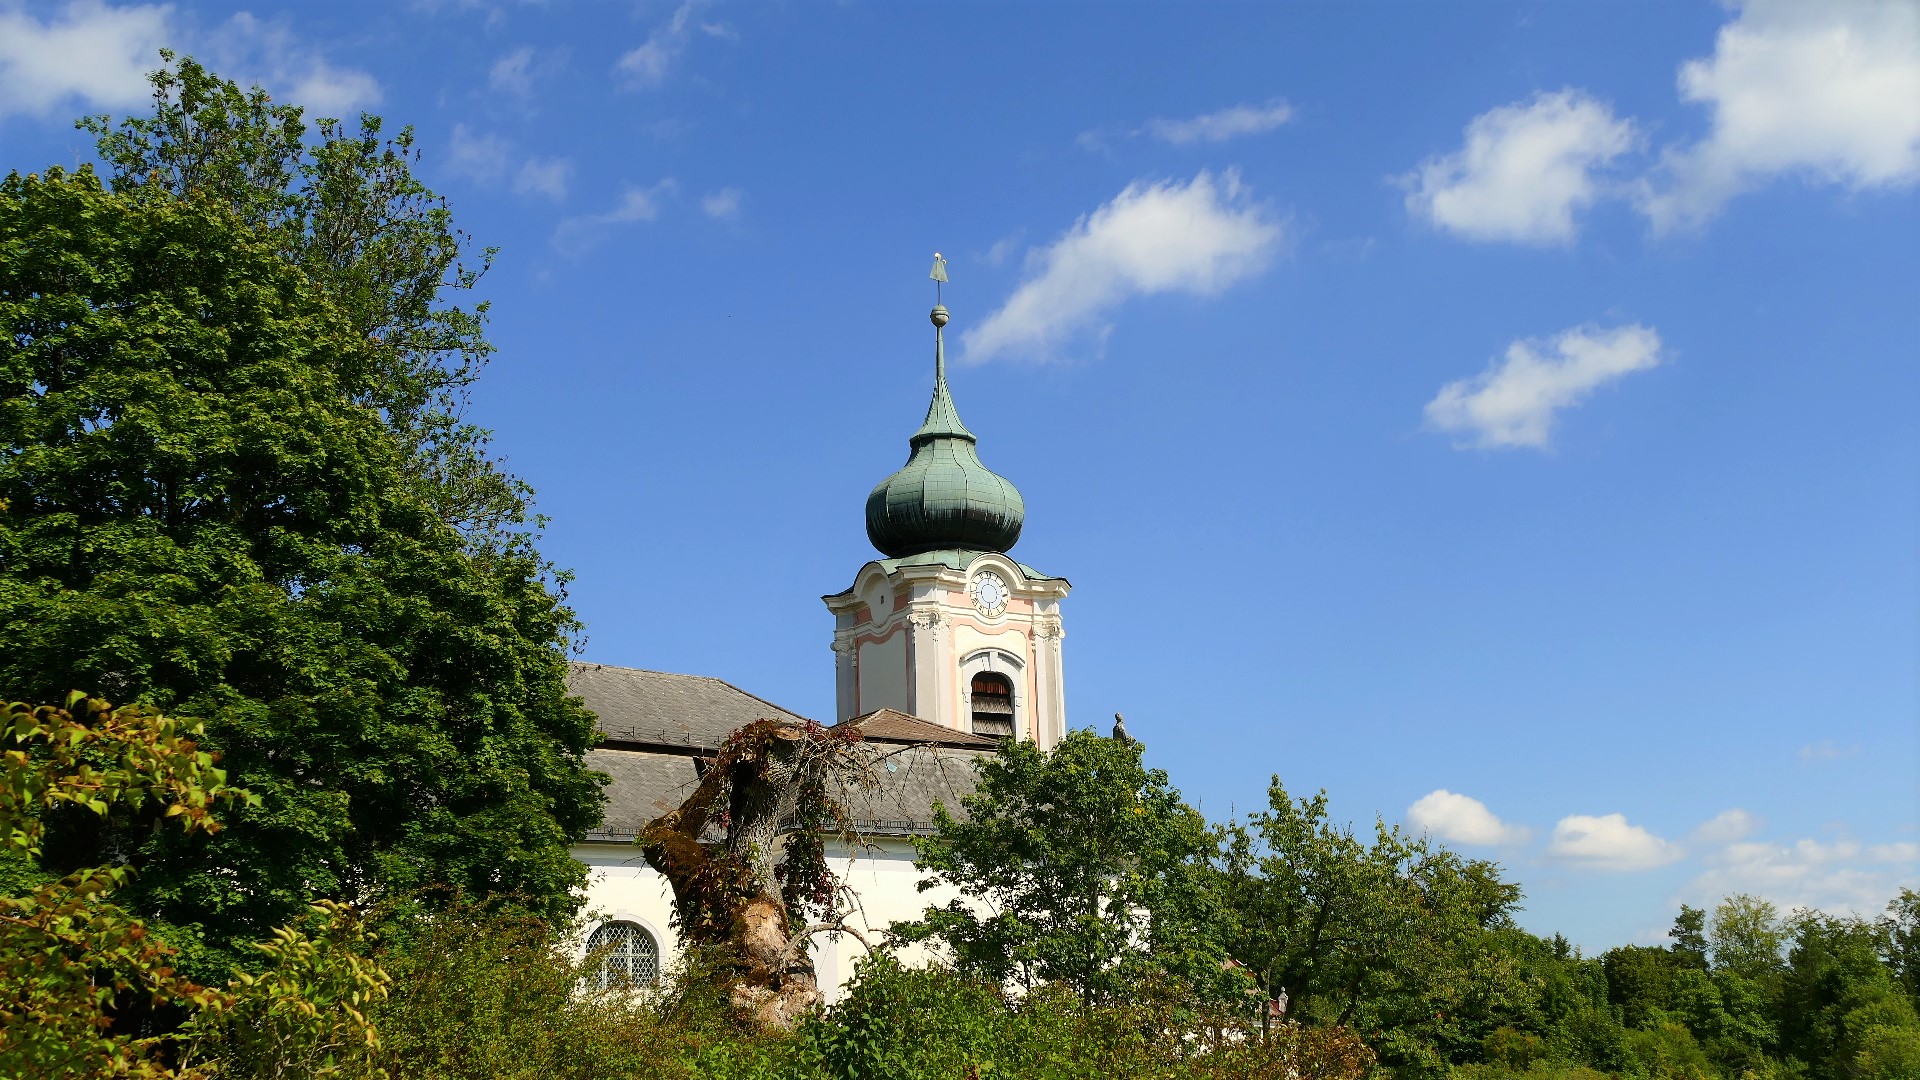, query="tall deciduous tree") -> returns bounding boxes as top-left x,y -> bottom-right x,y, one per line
897,731 -> 1229,1011
0,163 -> 602,974
80,54 -> 523,547
1213,779 -> 1532,1075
